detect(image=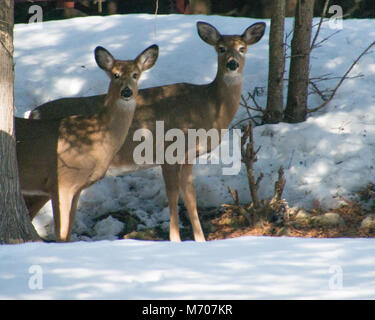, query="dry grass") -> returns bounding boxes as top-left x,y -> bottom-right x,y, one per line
121,185 -> 375,241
